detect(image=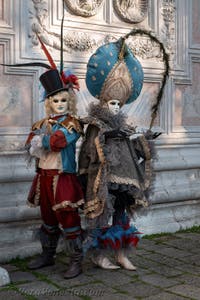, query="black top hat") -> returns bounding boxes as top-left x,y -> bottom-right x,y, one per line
39,69 -> 68,98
